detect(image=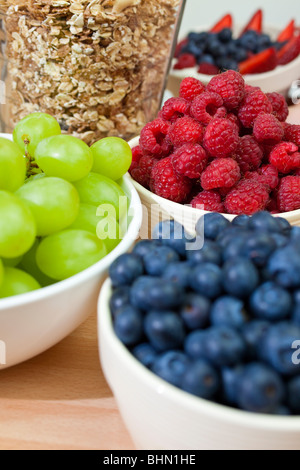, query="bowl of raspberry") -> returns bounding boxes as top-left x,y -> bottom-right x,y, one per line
128,71 -> 300,235
168,10 -> 300,97
98,214 -> 300,450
